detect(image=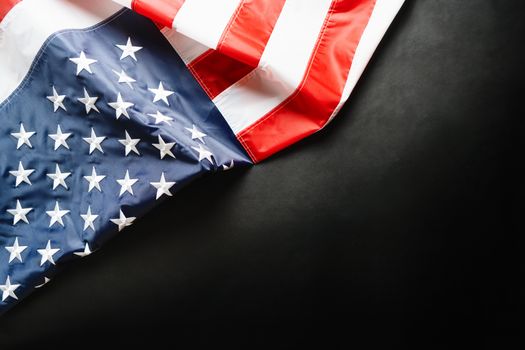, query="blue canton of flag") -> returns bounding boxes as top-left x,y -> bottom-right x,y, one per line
0,9 -> 251,314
